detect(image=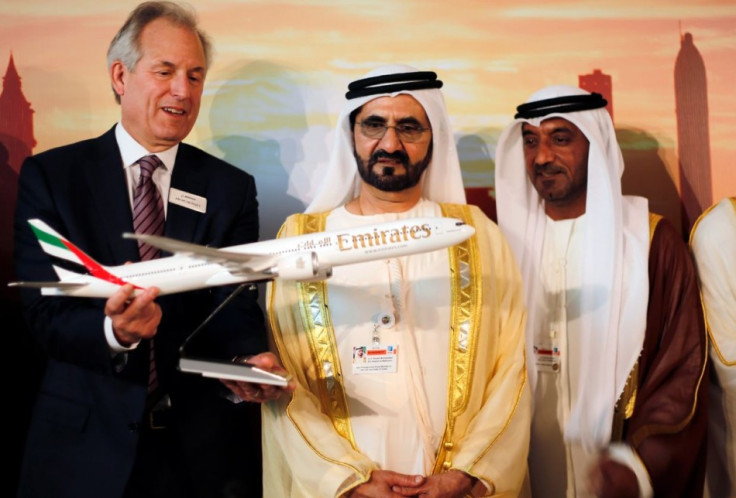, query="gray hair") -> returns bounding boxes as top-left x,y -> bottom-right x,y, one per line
107,1 -> 213,103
